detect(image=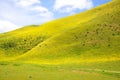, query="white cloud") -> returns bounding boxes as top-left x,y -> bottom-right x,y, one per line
15,0 -> 48,14
0,0 -> 54,27
31,6 -> 48,13
30,6 -> 53,17
14,0 -> 54,21
0,0 -> 54,33
0,20 -> 20,33
16,0 -> 40,7
54,0 -> 93,13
